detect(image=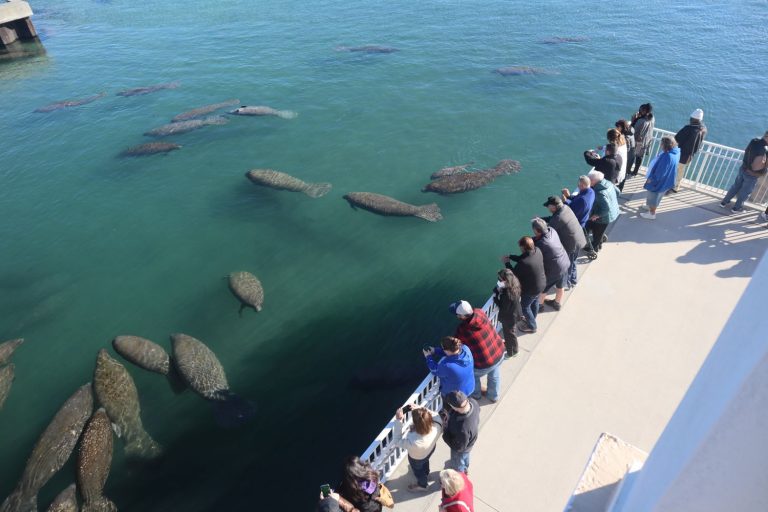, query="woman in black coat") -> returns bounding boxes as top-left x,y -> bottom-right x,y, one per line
493,269 -> 523,358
